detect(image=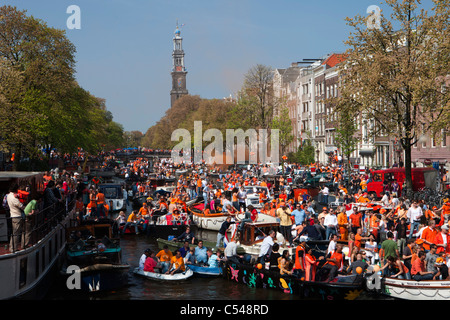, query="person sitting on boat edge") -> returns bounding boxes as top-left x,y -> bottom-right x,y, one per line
121,210 -> 140,235
411,251 -> 436,281
174,226 -> 196,244
195,240 -> 208,265
433,257 -> 450,280
316,243 -> 345,282
139,248 -> 152,270
166,250 -> 186,275
206,248 -> 222,268
176,240 -> 190,258
224,237 -> 245,264
144,250 -> 159,273
156,245 -> 174,274
185,248 -> 196,265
